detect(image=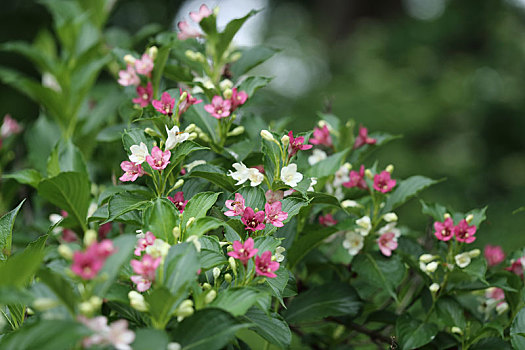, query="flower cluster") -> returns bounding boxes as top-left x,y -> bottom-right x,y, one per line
71,239 -> 115,280
204,88 -> 248,119
79,316 -> 135,350
224,193 -> 288,231
434,215 -> 477,243
131,231 -> 170,291
227,238 -> 280,278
